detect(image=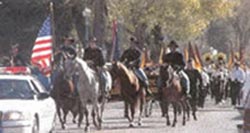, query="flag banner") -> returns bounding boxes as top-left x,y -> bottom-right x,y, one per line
140,49 -> 146,68
194,44 -> 203,67
188,42 -> 202,72
184,46 -> 189,63
111,19 -> 120,61
158,47 -> 164,64
31,16 -> 52,76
